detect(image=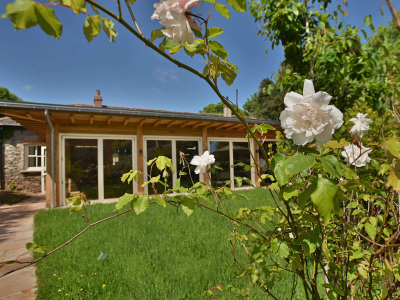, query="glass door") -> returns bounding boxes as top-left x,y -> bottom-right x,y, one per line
65,139 -> 99,200
146,140 -> 173,194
